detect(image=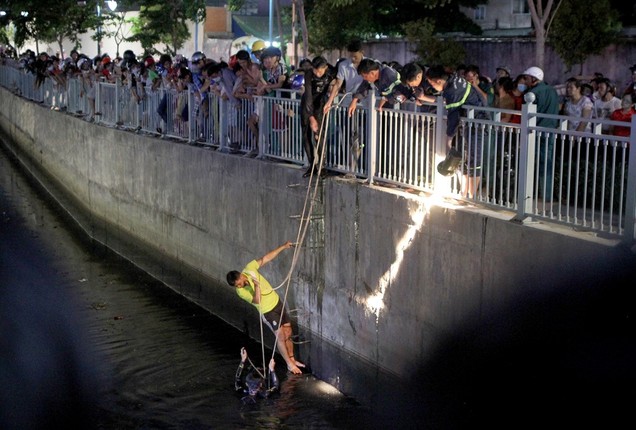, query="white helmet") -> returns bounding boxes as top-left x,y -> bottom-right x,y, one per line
522,66 -> 544,81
